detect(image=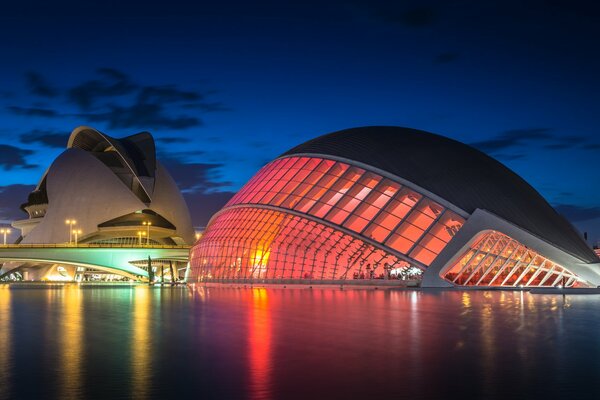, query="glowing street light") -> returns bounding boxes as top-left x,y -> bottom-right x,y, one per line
65,219 -> 77,244
72,229 -> 82,246
142,221 -> 152,246
137,231 -> 146,246
195,233 -> 201,241
0,228 -> 11,246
